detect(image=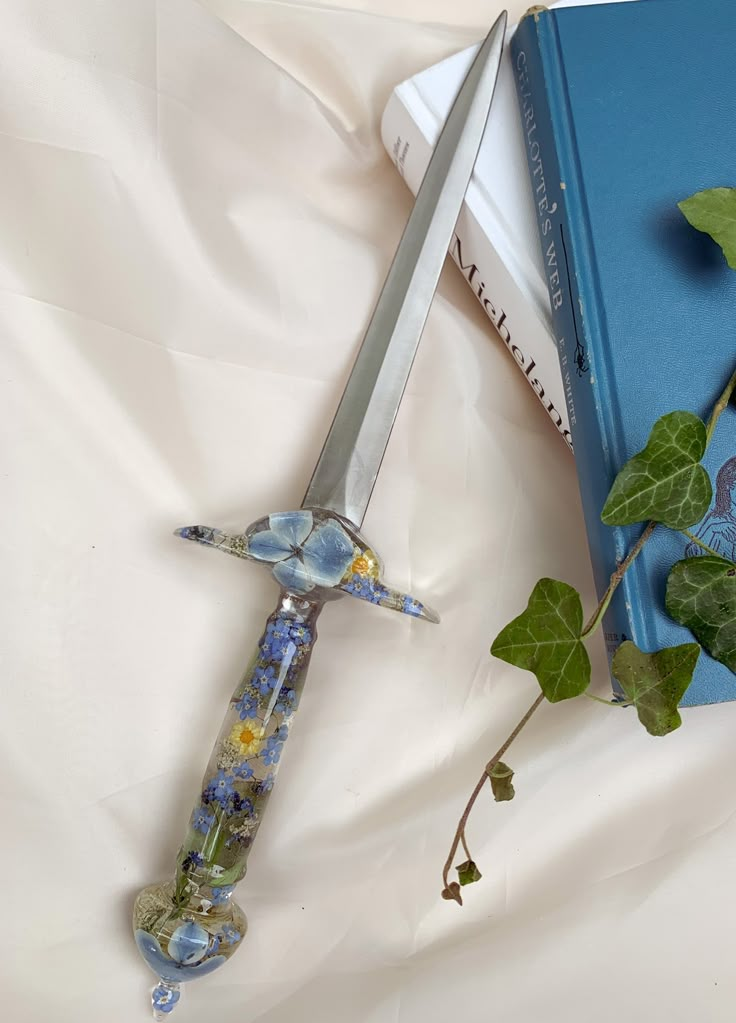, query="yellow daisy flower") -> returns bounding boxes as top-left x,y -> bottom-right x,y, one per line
348,548 -> 380,579
229,720 -> 264,757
